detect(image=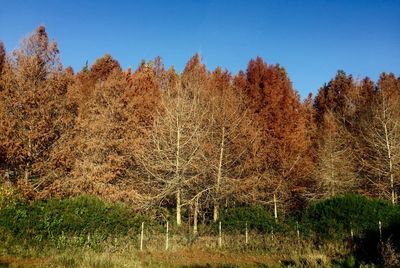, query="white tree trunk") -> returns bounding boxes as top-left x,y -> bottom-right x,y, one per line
140,222 -> 144,251
214,126 -> 225,222
176,189 -> 181,226
193,196 -> 199,235
165,221 -> 169,250
176,110 -> 182,225
273,194 -> 278,222
383,121 -> 395,205
218,221 -> 222,248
